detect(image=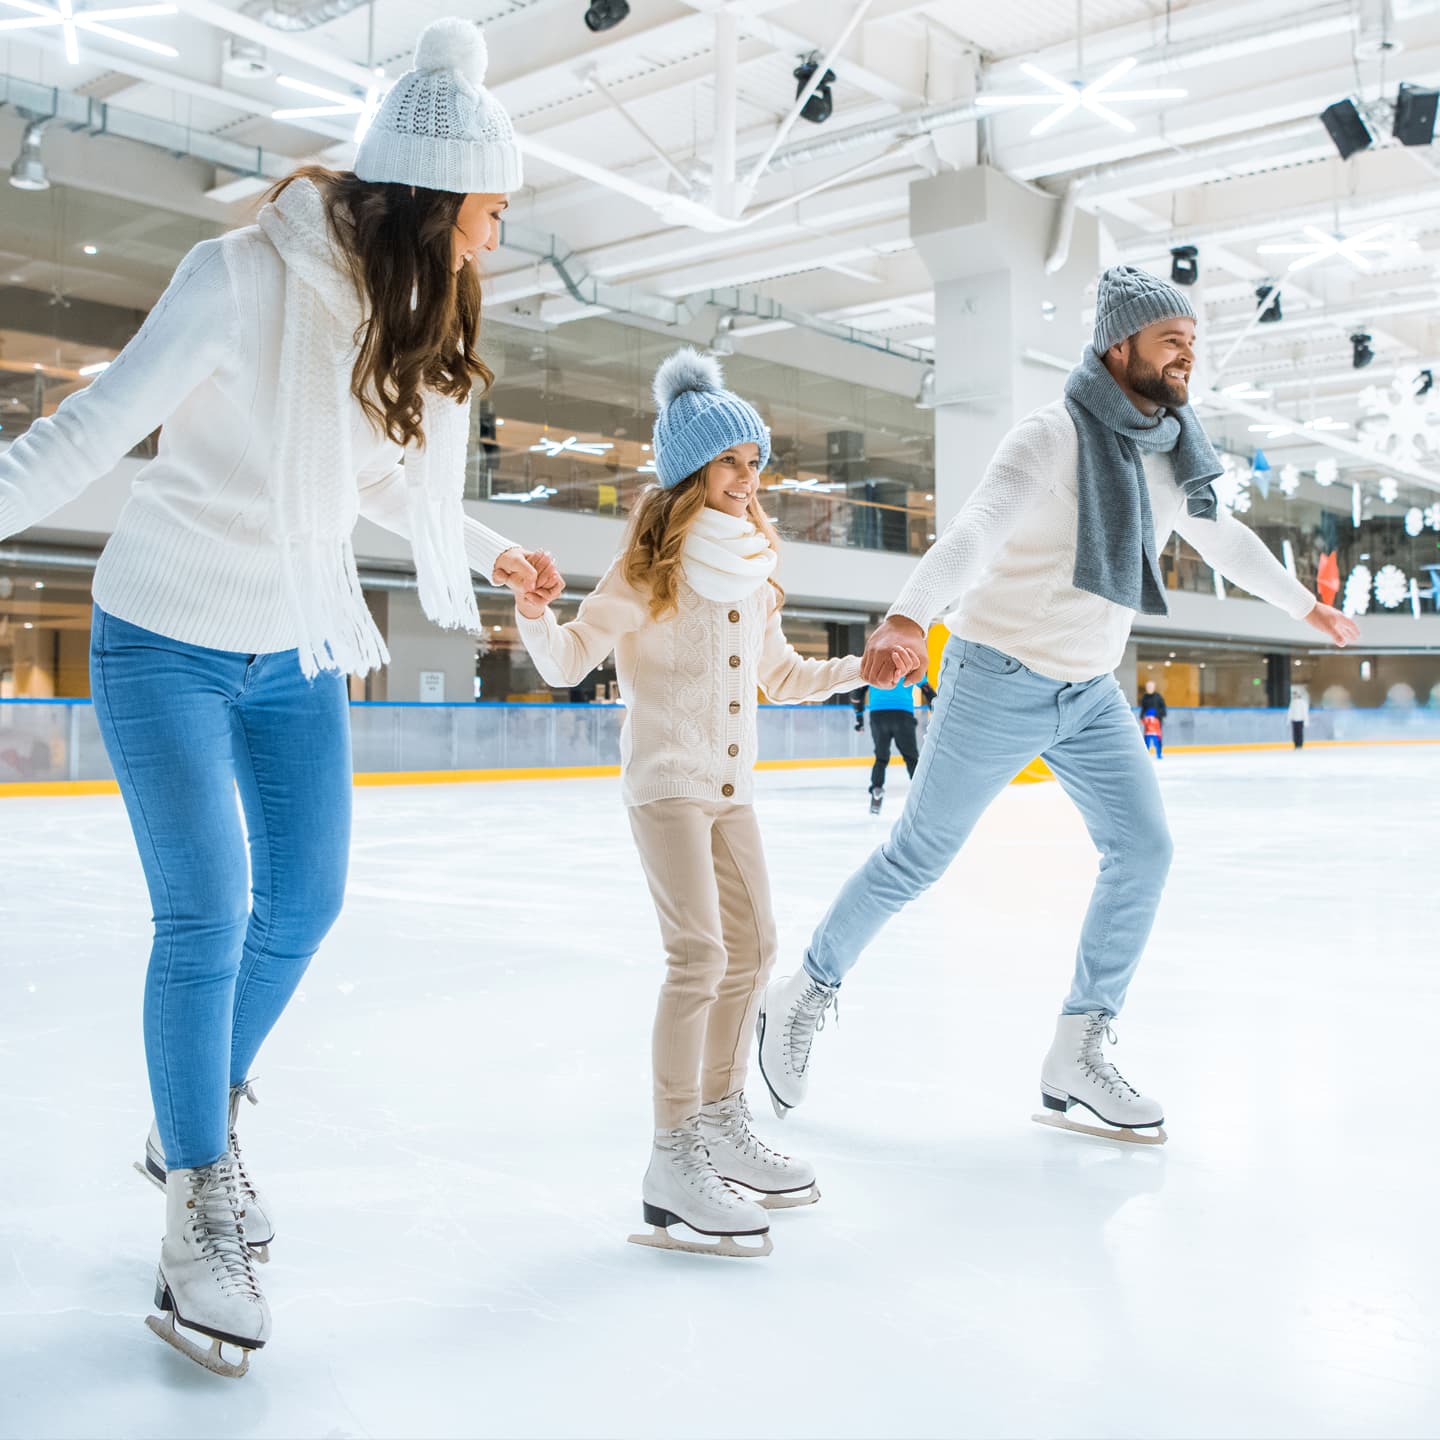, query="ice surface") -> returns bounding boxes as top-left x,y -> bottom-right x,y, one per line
1,747 -> 1437,1439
